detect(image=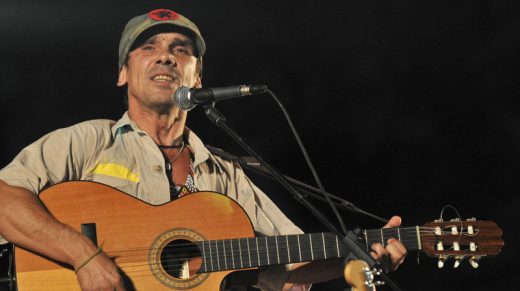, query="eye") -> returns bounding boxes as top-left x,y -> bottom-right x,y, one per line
141,45 -> 155,51
173,47 -> 191,55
